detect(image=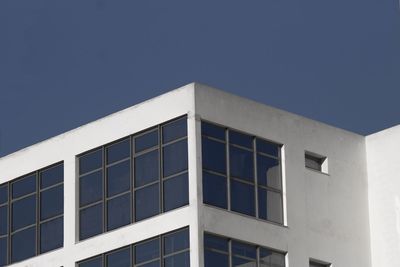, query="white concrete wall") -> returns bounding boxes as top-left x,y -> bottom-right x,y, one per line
0,83 -> 376,267
366,125 -> 400,267
194,83 -> 372,267
0,83 -> 199,267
